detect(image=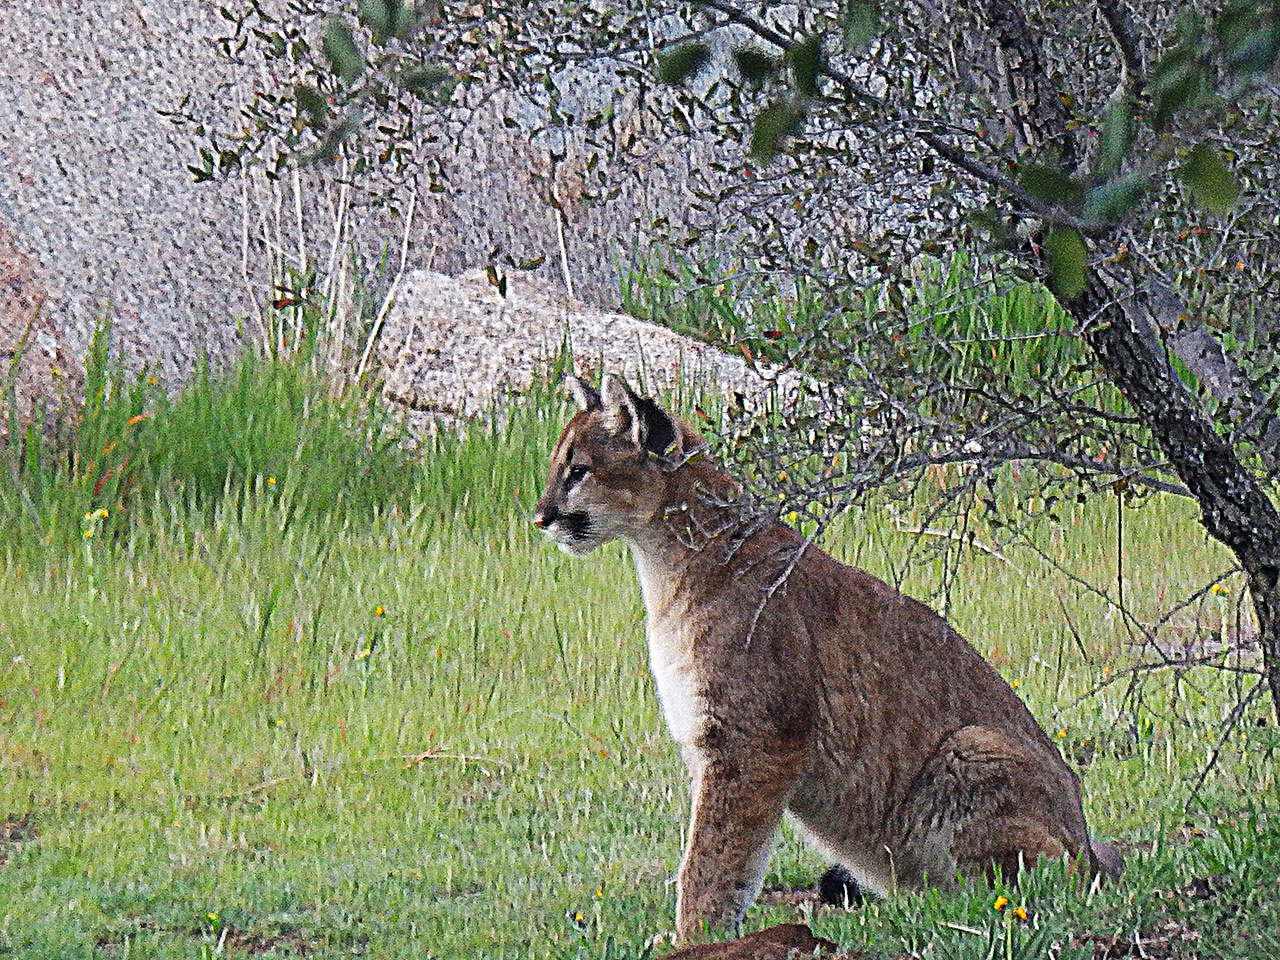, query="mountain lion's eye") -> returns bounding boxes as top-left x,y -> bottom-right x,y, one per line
565,465 -> 589,488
